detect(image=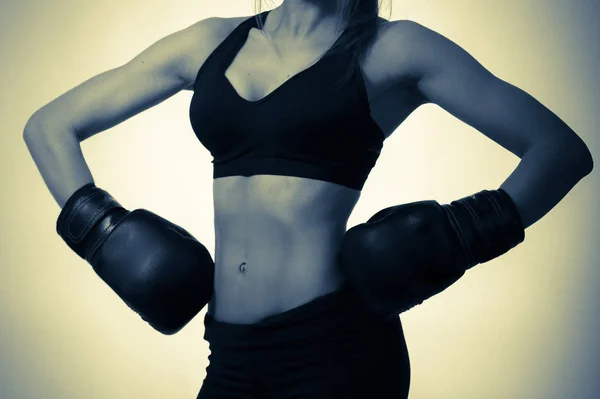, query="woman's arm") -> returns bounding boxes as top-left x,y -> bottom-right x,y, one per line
23,17 -> 230,207
383,20 -> 593,229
